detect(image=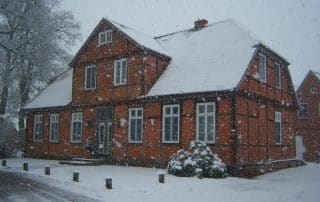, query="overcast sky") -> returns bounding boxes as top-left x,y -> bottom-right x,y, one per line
61,0 -> 320,89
